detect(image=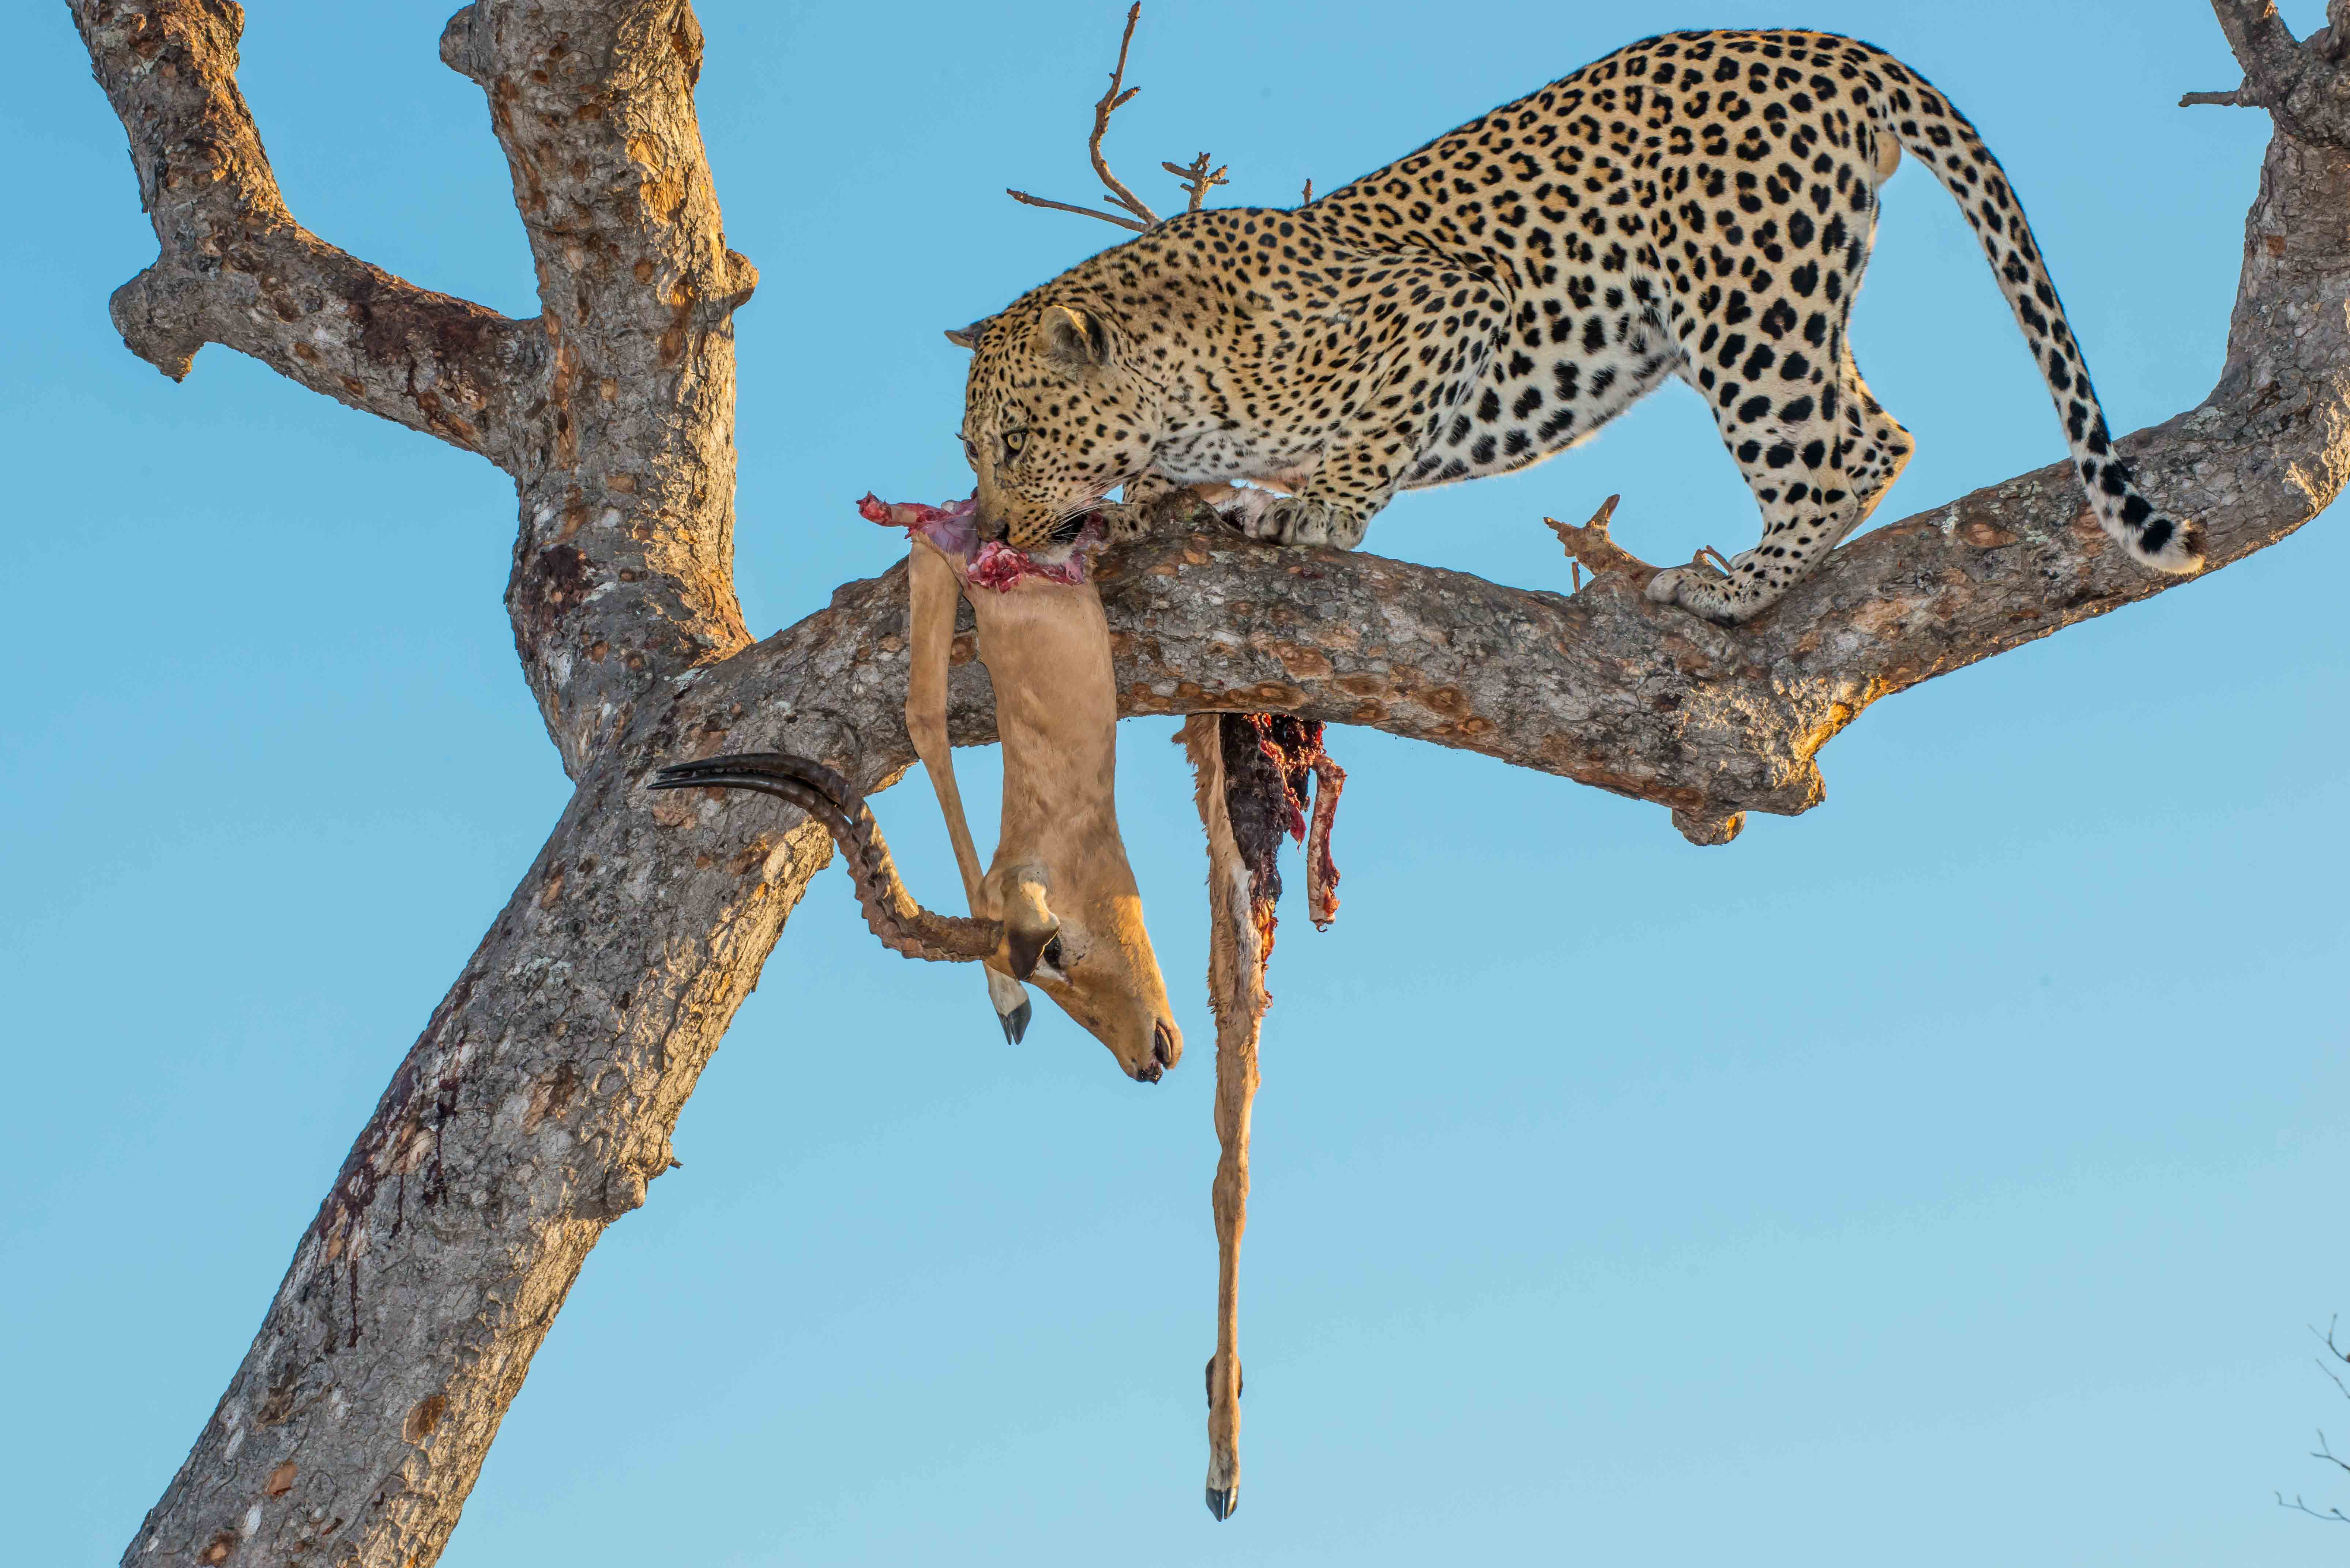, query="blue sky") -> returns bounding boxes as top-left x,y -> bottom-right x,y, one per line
6,1 -> 2349,1563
